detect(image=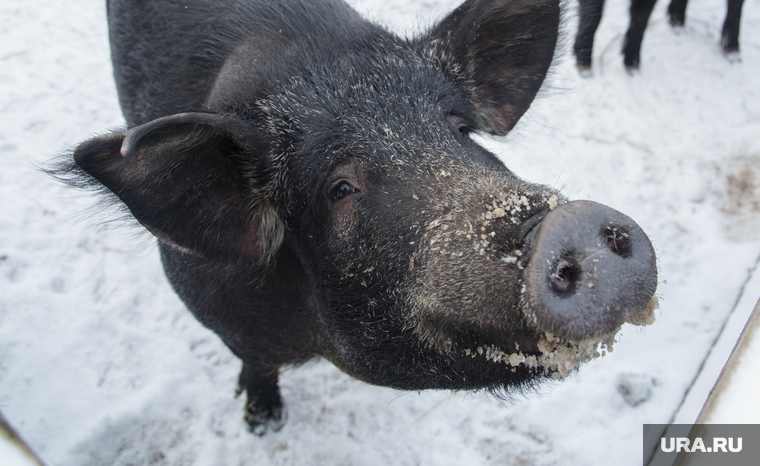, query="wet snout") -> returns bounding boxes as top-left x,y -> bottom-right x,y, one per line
524,201 -> 658,341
